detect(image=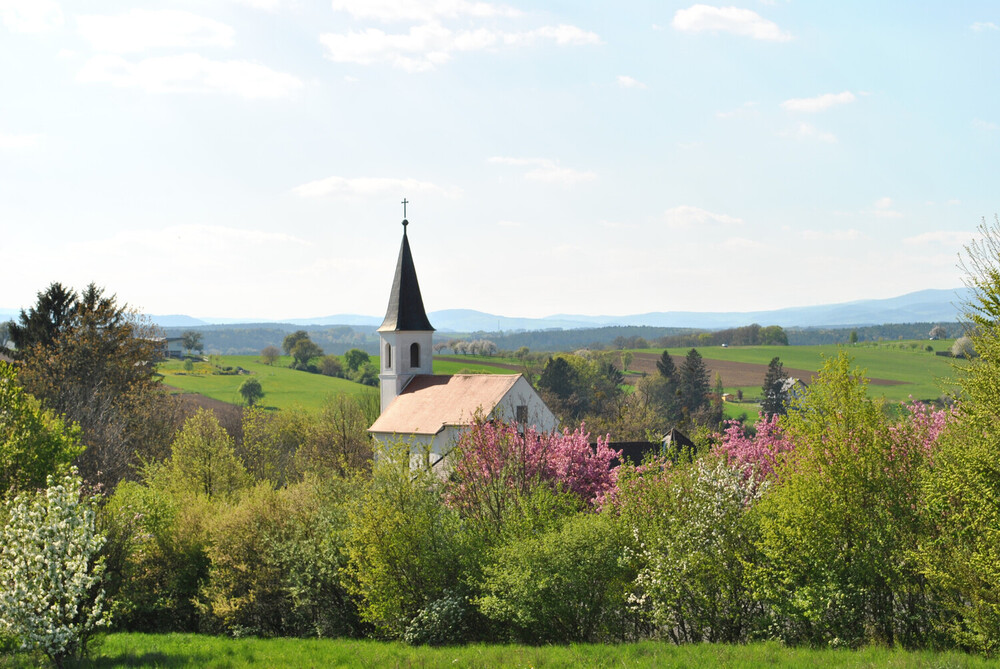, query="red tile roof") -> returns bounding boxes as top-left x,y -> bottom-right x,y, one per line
369,374 -> 522,435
